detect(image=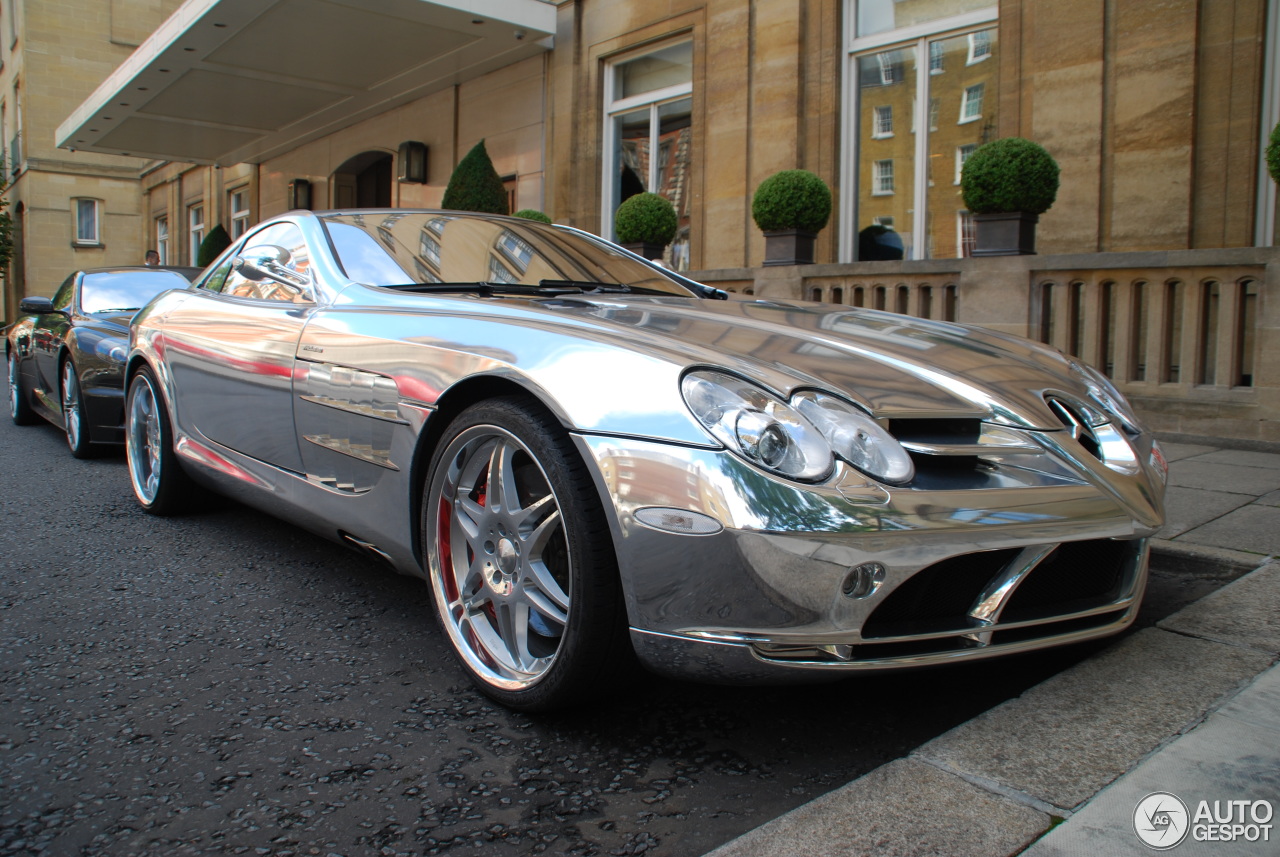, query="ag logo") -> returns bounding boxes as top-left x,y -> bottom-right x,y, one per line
1134,792 -> 1190,849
